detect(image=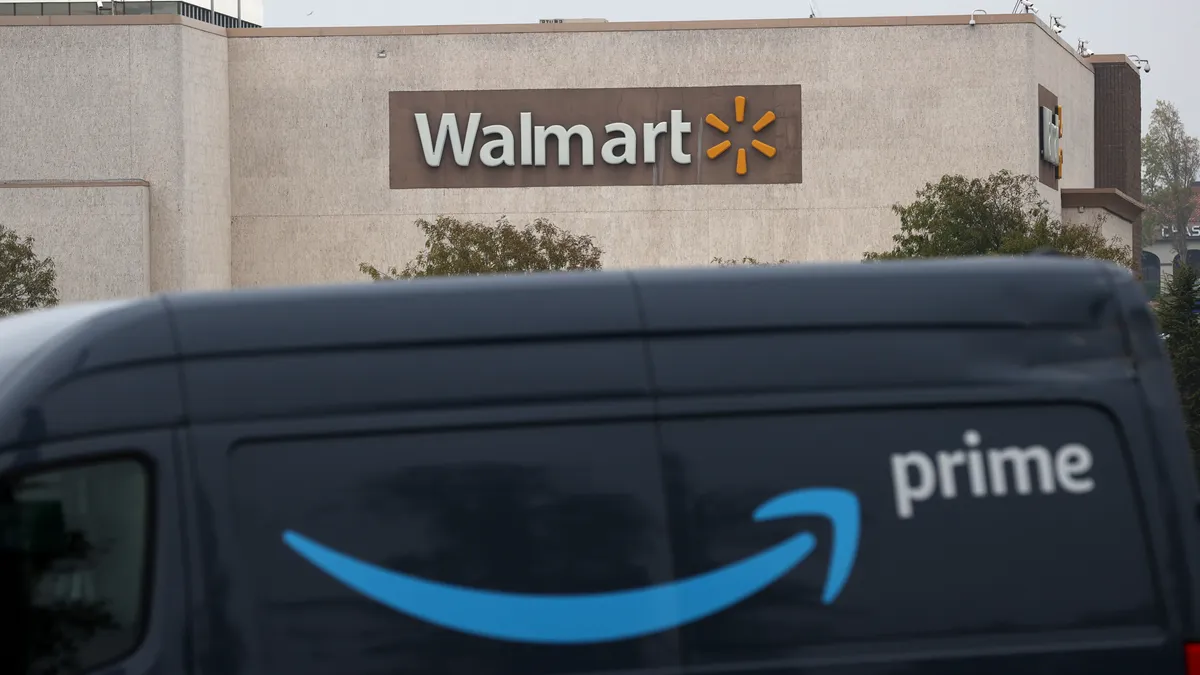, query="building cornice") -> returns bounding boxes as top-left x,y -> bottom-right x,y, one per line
1061,187 -> 1147,223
